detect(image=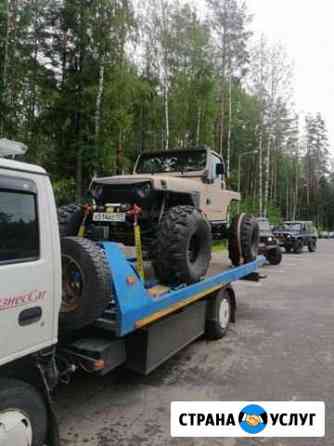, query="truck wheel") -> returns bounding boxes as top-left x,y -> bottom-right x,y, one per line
266,245 -> 282,265
293,240 -> 303,254
57,203 -> 82,237
60,237 -> 112,332
228,214 -> 259,266
308,239 -> 317,252
152,206 -> 211,285
205,287 -> 235,340
0,378 -> 47,446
